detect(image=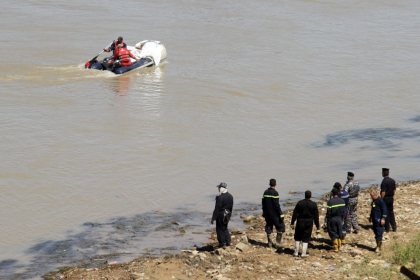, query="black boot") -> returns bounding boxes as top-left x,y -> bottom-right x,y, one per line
276,232 -> 283,247
267,233 -> 273,248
